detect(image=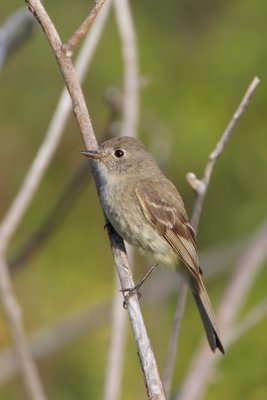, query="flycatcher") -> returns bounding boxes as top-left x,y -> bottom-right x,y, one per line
81,136 -> 224,353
